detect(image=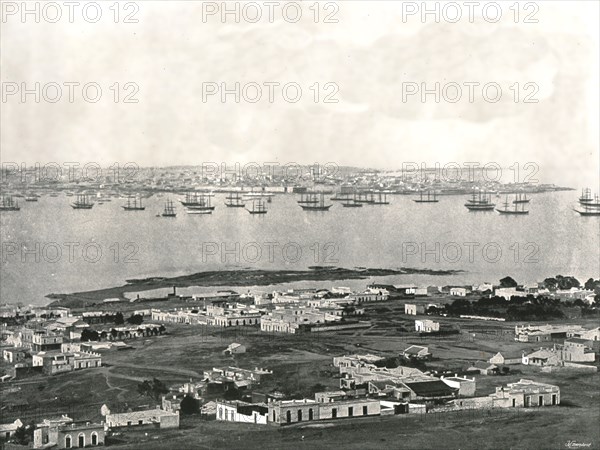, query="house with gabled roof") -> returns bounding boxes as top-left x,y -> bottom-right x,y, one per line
466,361 -> 498,375
489,351 -> 522,365
522,348 -> 561,366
